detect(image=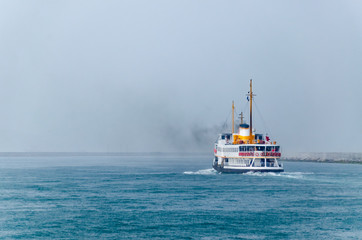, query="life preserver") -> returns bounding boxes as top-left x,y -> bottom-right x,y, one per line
267,152 -> 270,156
255,153 -> 259,156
